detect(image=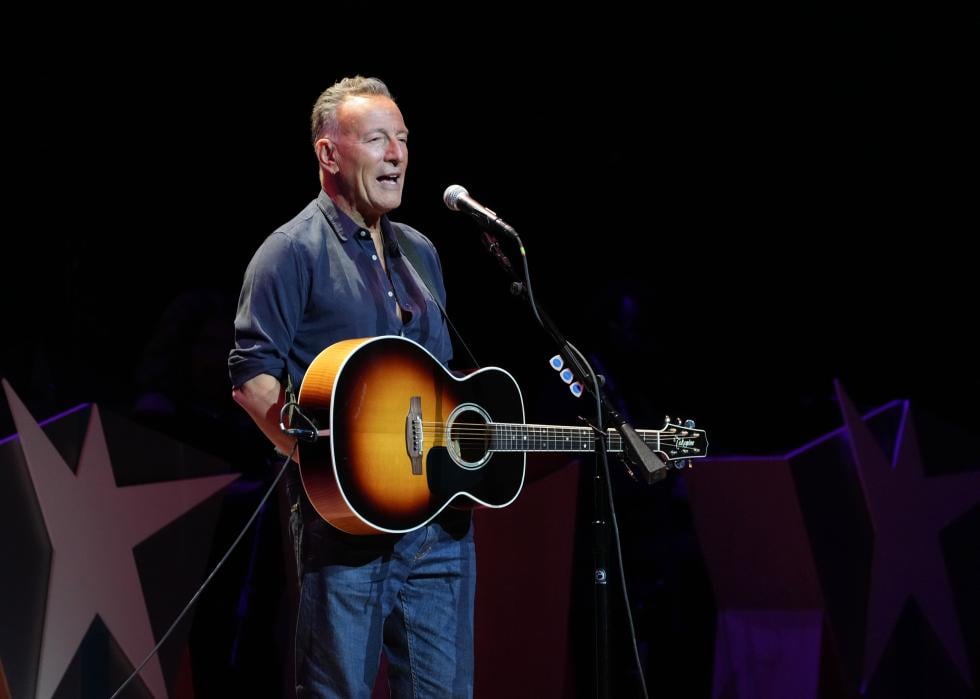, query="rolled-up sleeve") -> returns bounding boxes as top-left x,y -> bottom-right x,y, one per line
229,232 -> 309,388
